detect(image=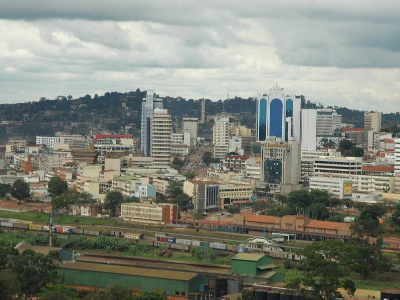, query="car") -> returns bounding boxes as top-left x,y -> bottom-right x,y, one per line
217,213 -> 222,216
210,217 -> 217,220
